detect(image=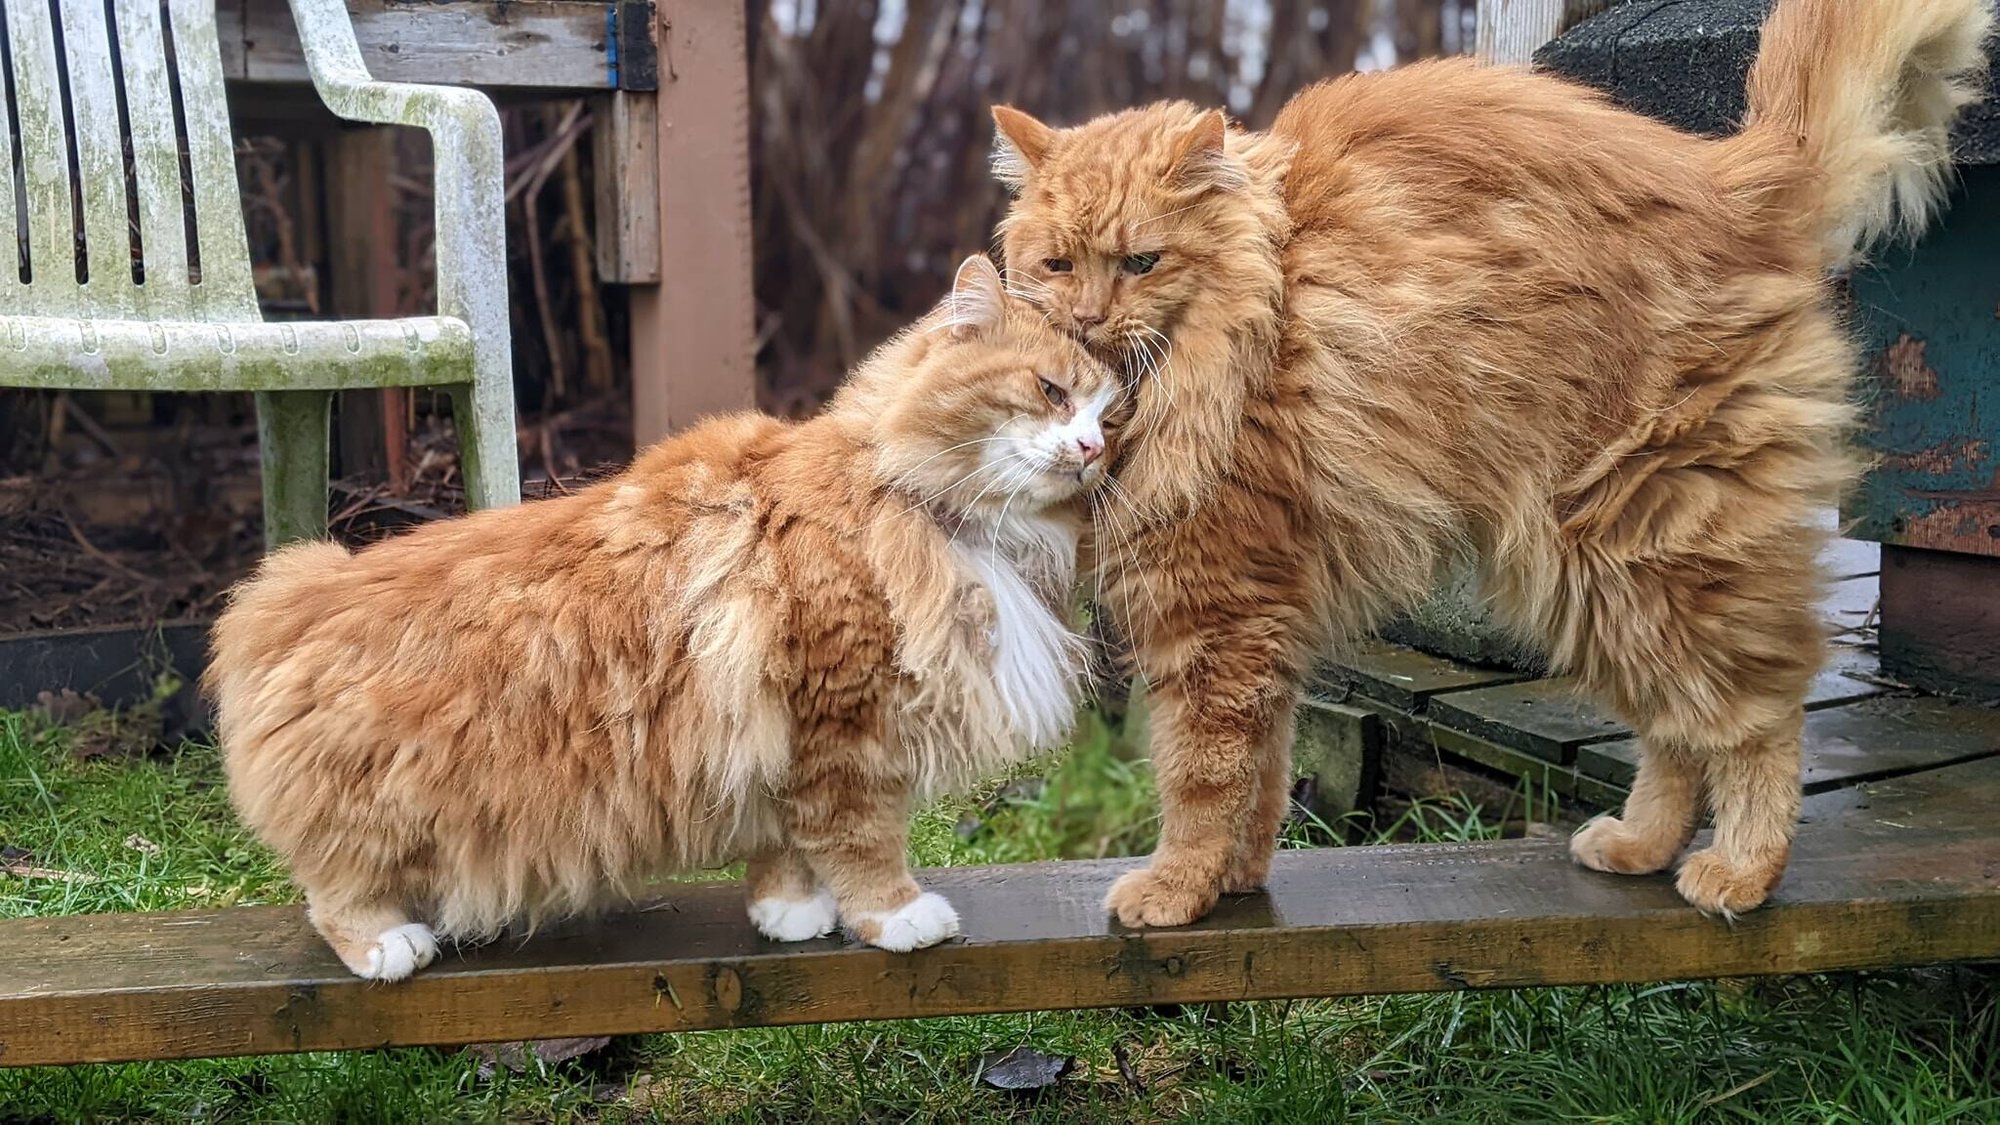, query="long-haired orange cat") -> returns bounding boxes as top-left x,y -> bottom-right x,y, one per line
989,0 -> 1991,924
208,256 -> 1124,980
